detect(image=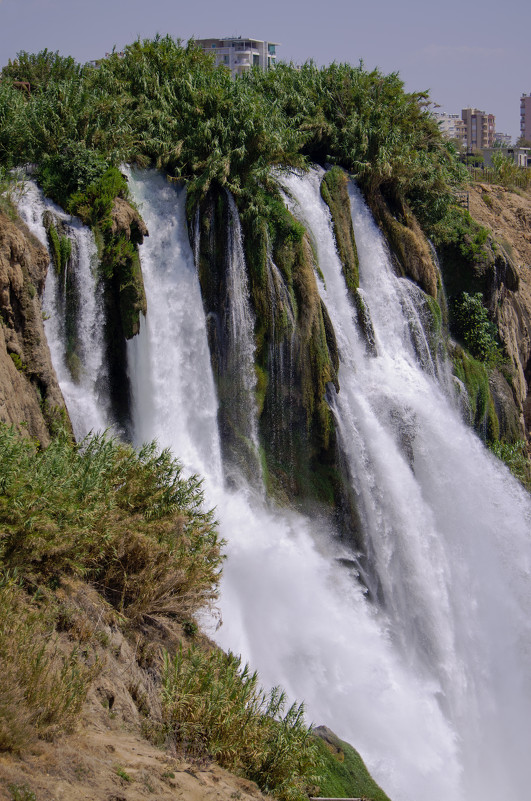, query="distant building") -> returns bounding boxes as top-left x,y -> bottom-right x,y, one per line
195,37 -> 279,77
433,112 -> 467,144
520,93 -> 531,141
461,107 -> 496,150
481,147 -> 531,168
493,132 -> 512,147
